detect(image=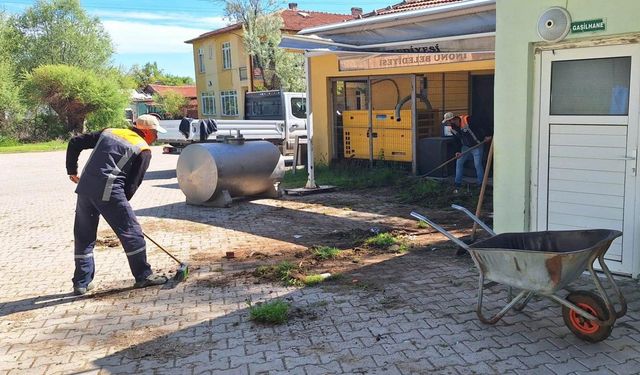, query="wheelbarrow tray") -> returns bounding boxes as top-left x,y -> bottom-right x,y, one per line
470,229 -> 621,295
